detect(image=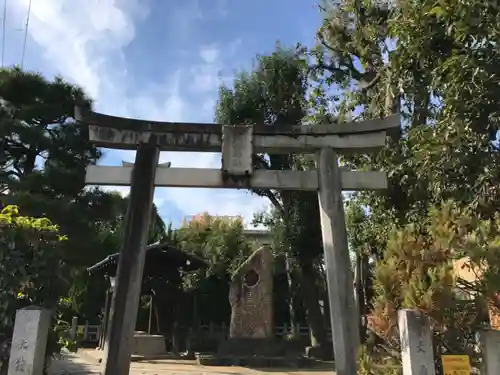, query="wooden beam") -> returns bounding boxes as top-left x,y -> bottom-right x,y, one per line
75,107 -> 400,137
86,125 -> 390,153
85,166 -> 388,191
